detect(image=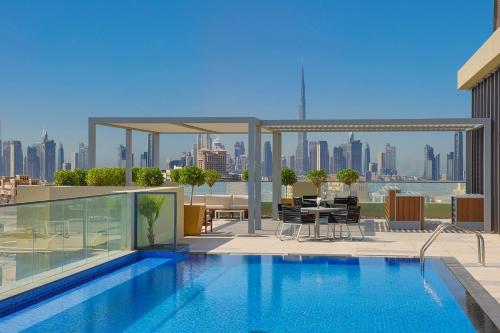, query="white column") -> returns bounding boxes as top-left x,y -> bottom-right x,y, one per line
483,121 -> 492,232
247,120 -> 256,234
255,123 -> 262,230
88,119 -> 96,168
125,129 -> 133,186
272,132 -> 282,220
153,133 -> 160,168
